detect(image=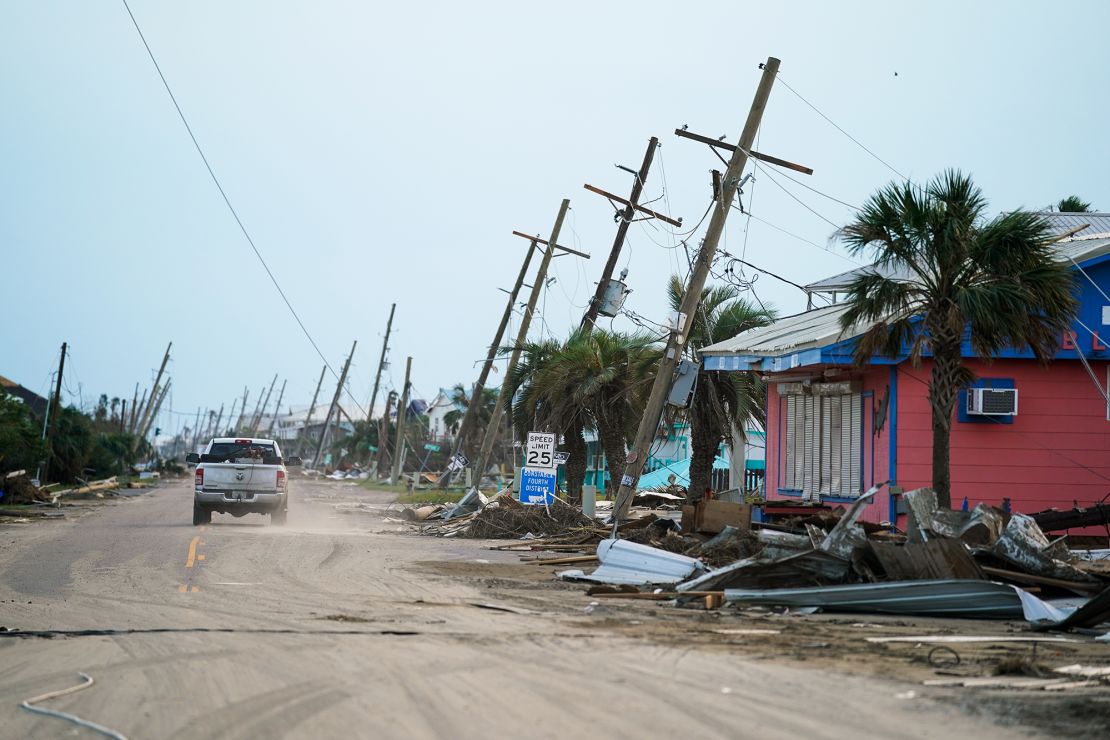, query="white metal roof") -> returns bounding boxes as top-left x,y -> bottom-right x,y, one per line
700,302 -> 857,356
